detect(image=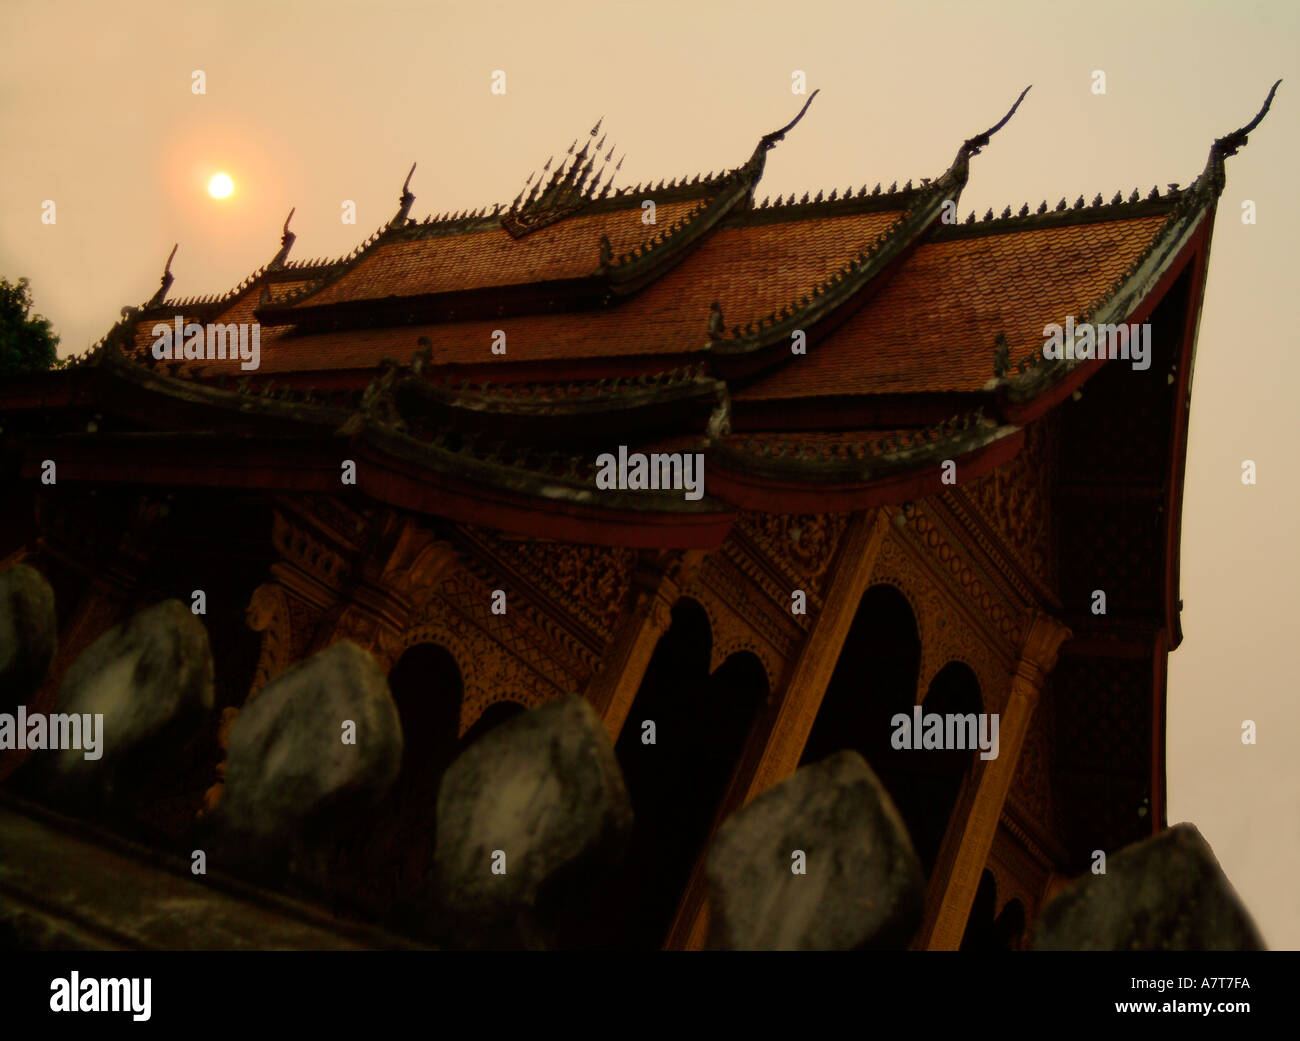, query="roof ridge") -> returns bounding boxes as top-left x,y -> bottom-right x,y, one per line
728,181 -> 927,226
930,188 -> 1179,240
416,361 -> 711,399
754,178 -> 927,208
717,410 -> 1013,481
